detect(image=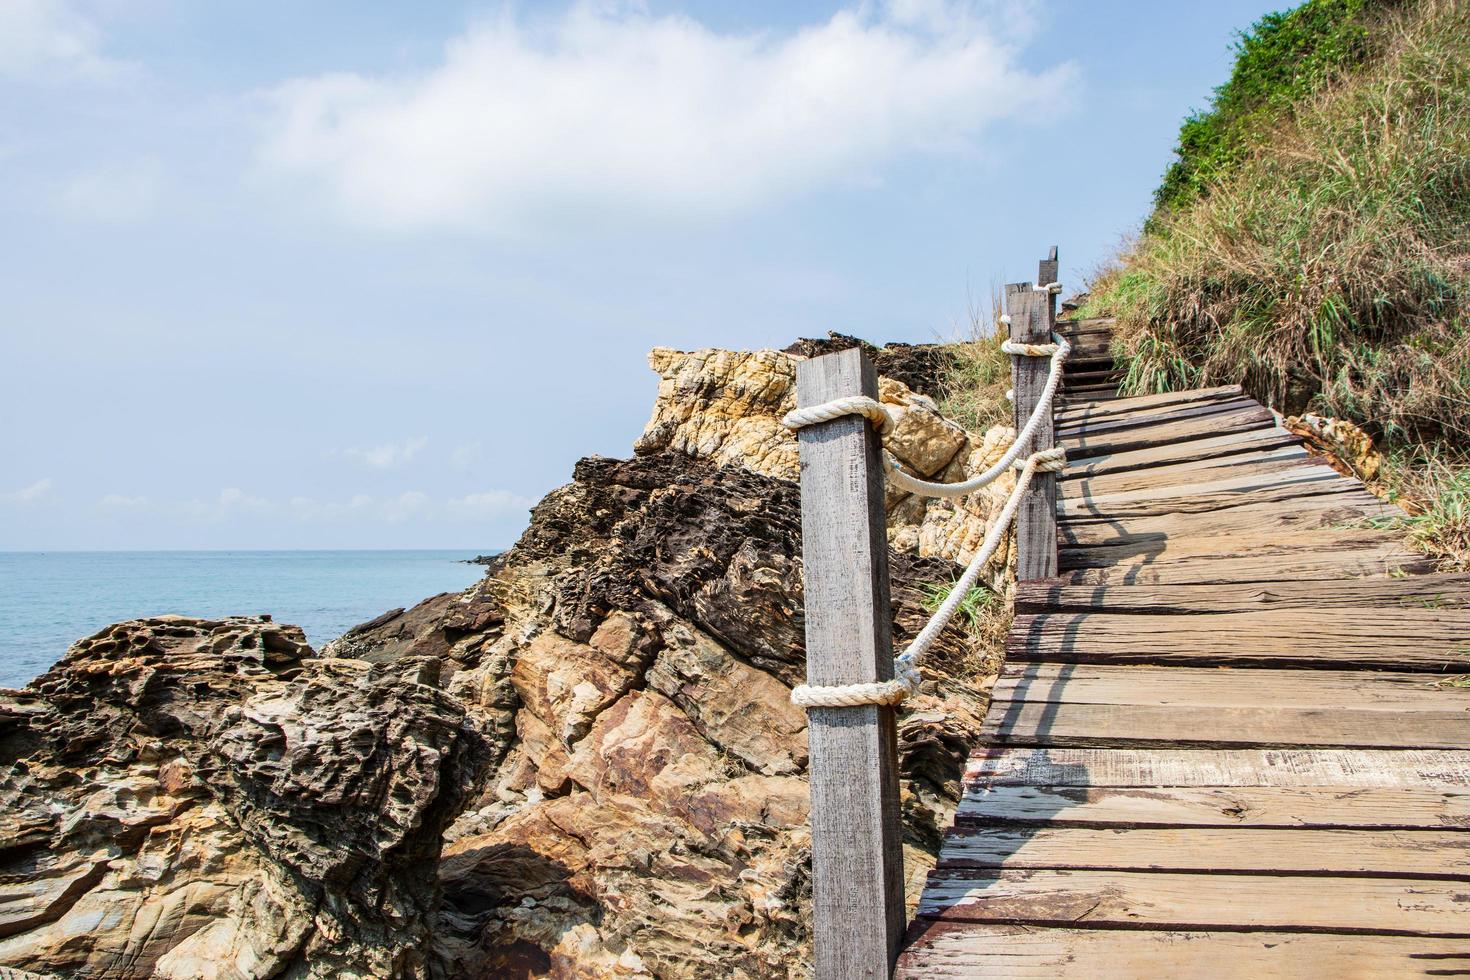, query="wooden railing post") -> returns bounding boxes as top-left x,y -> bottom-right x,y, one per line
1007,247 -> 1060,580
794,347 -> 905,979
